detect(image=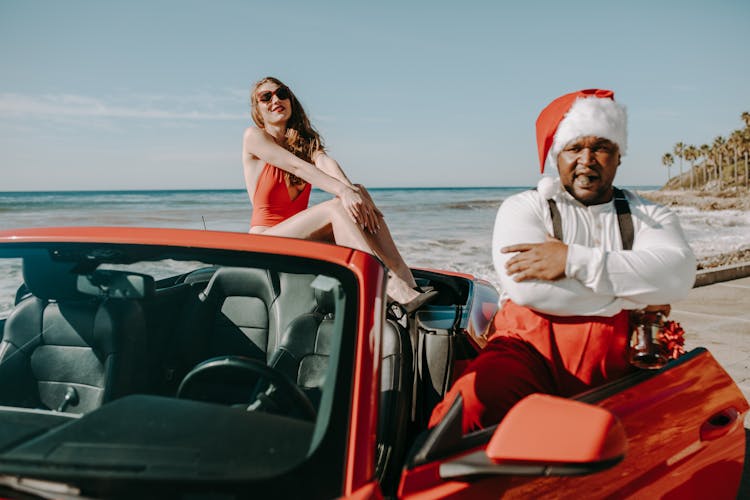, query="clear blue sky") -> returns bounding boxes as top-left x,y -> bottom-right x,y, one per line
1,0 -> 748,191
